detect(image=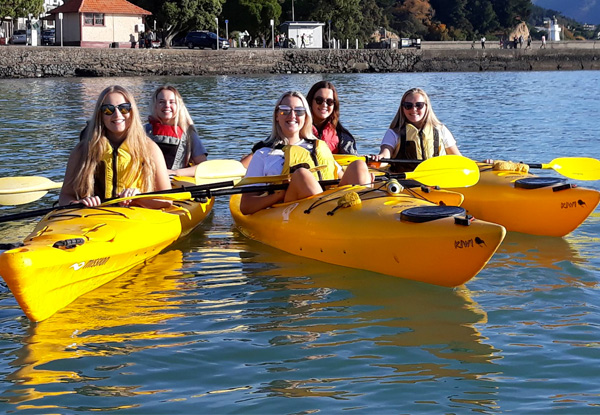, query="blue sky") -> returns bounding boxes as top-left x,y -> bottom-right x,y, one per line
532,0 -> 600,24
